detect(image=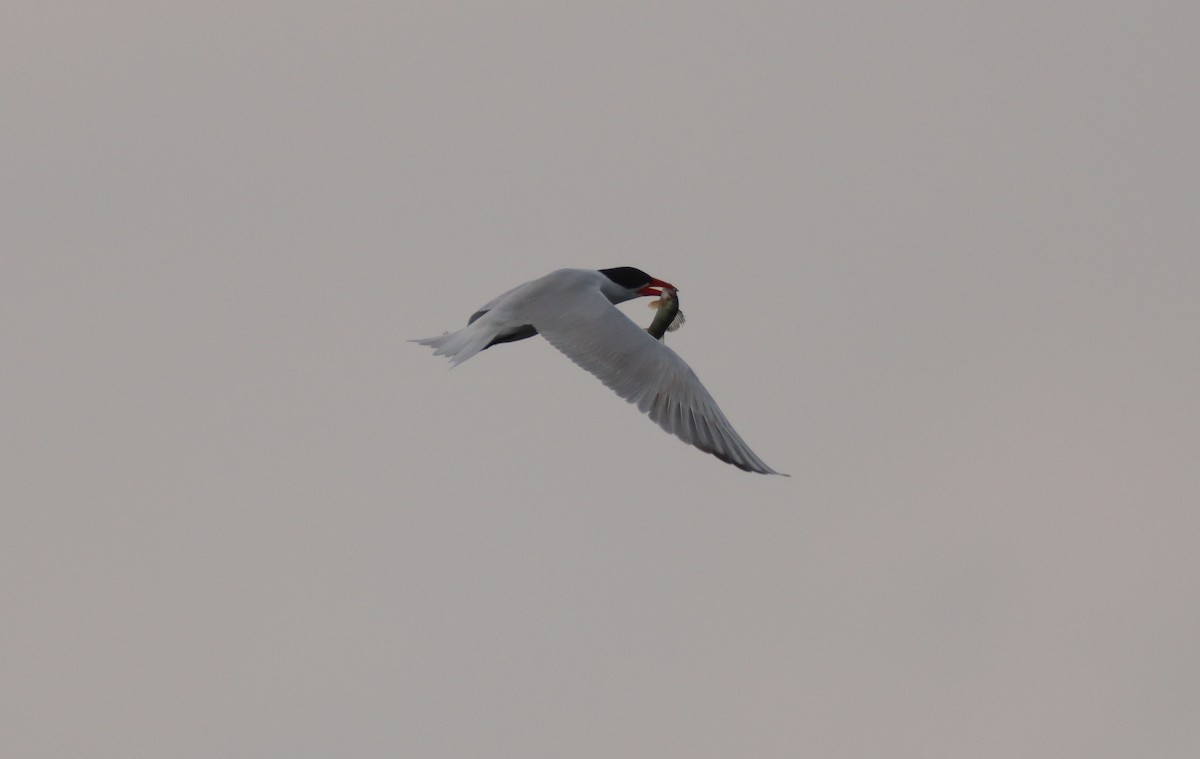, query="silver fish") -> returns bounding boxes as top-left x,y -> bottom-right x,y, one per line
645,286 -> 685,340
